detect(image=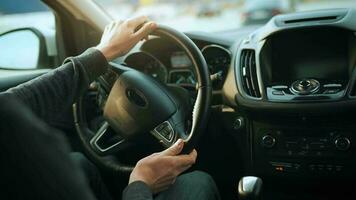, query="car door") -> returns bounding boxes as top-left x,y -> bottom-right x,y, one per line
0,0 -> 57,92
